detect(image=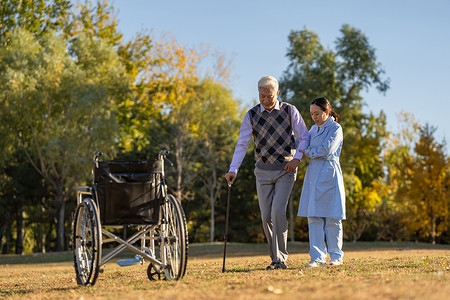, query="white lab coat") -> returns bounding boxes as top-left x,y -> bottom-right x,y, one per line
297,116 -> 346,220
